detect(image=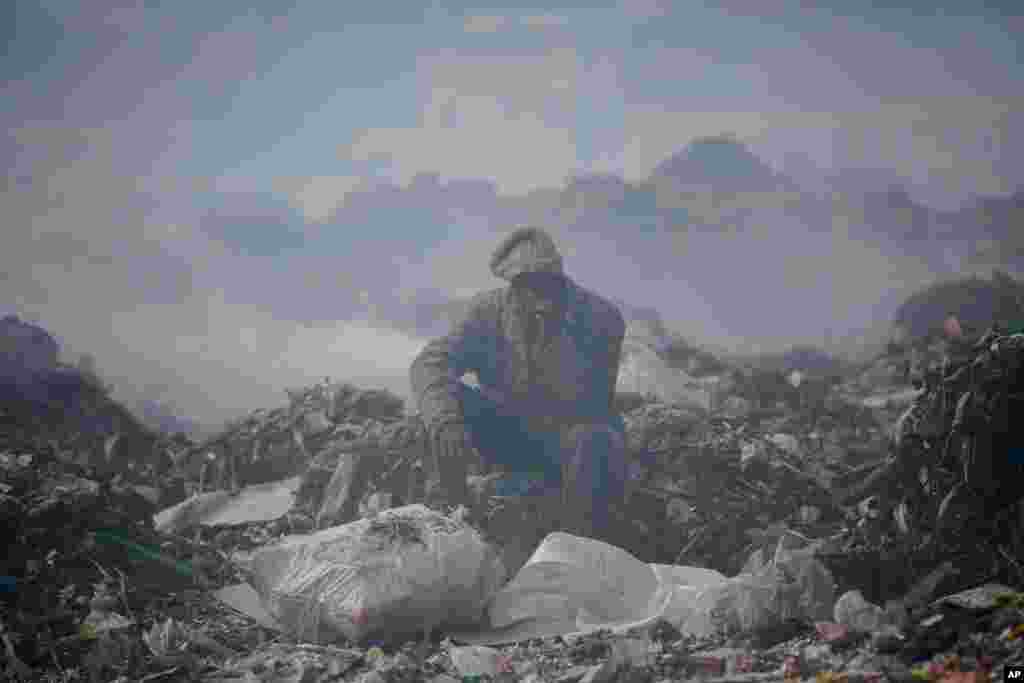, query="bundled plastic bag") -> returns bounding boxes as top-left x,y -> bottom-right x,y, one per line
486,533 -> 726,640
247,504 -> 506,643
461,530 -> 831,645
680,532 -> 835,637
486,533 -> 673,638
